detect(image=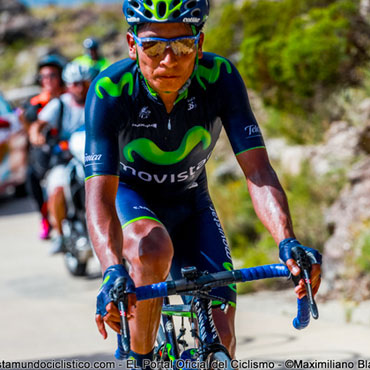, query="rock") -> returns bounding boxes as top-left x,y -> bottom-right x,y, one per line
0,0 -> 48,44
323,157 -> 370,299
359,124 -> 370,153
310,121 -> 360,176
0,0 -> 27,13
